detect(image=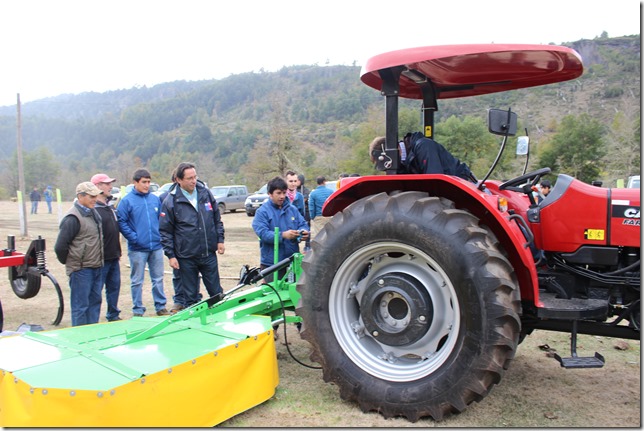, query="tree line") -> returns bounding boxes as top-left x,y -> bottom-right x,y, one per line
0,35 -> 639,199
